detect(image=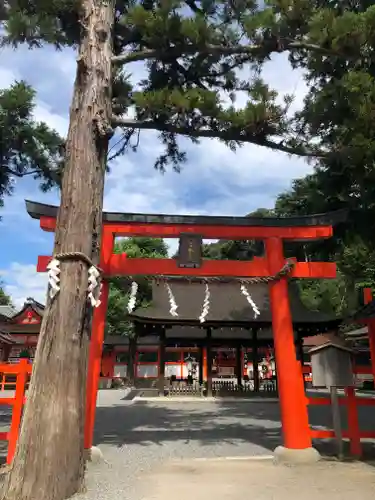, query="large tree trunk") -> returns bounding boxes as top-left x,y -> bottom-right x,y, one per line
1,2 -> 114,500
